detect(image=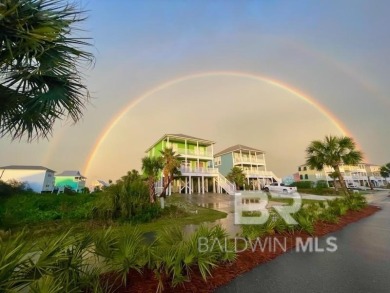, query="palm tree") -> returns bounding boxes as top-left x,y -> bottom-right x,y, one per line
306,135 -> 363,196
227,166 -> 245,190
0,0 -> 94,141
380,162 -> 390,178
141,156 -> 163,203
159,148 -> 181,199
